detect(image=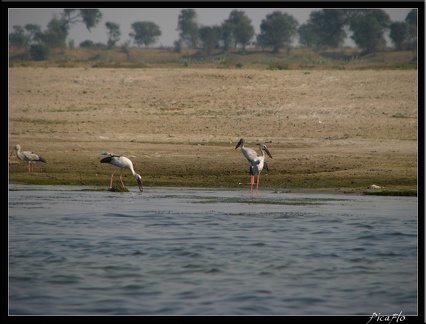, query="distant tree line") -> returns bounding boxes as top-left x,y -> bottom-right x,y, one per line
9,8 -> 417,60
